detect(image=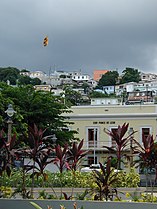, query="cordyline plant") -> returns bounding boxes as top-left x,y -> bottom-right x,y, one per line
134,134 -> 156,170
53,139 -> 88,199
53,143 -> 69,198
0,129 -> 27,198
0,129 -> 19,177
133,134 -> 157,195
0,129 -> 30,198
67,139 -> 88,171
91,158 -> 120,201
53,144 -> 69,174
22,124 -> 54,198
103,123 -> 136,170
66,139 -> 88,198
